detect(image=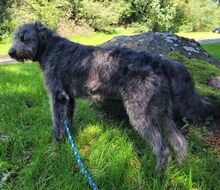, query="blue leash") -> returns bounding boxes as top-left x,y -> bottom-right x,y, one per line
64,120 -> 98,190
